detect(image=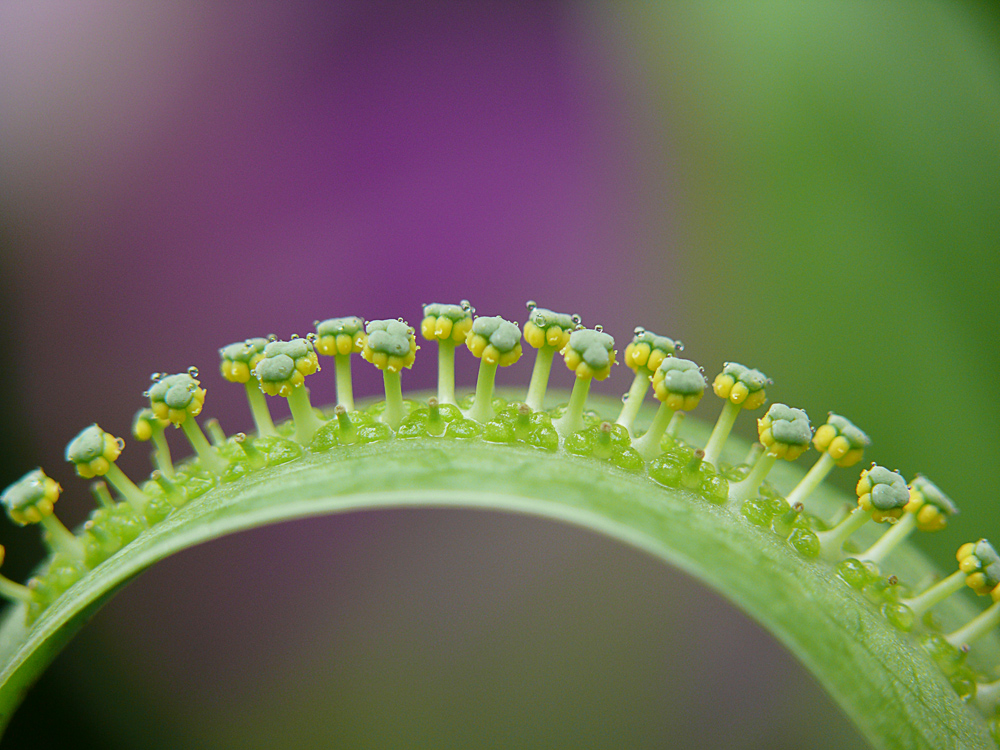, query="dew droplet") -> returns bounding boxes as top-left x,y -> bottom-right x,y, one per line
244,339 -> 254,347
150,372 -> 163,382
313,320 -> 320,327
460,299 -> 471,311
397,317 -> 405,323
187,366 -> 199,378
595,324 -> 604,332
290,333 -> 299,339
142,390 -> 150,398
306,332 -> 317,342
268,333 -> 277,342
525,300 -> 537,311
571,314 -> 582,325
634,326 -> 645,336
115,437 -> 126,451
675,340 -> 685,351
621,393 -> 629,402
234,432 -> 246,443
